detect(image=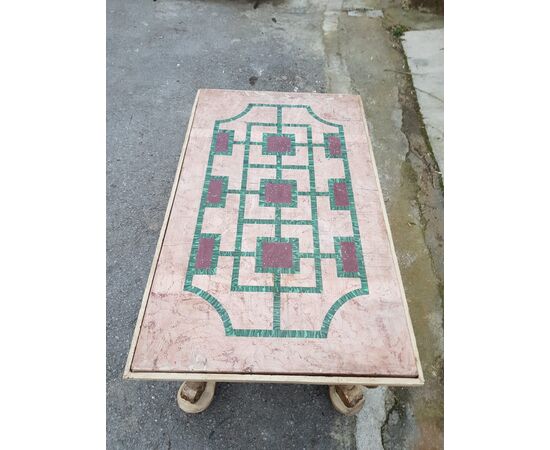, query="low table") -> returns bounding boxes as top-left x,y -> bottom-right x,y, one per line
124,89 -> 423,414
